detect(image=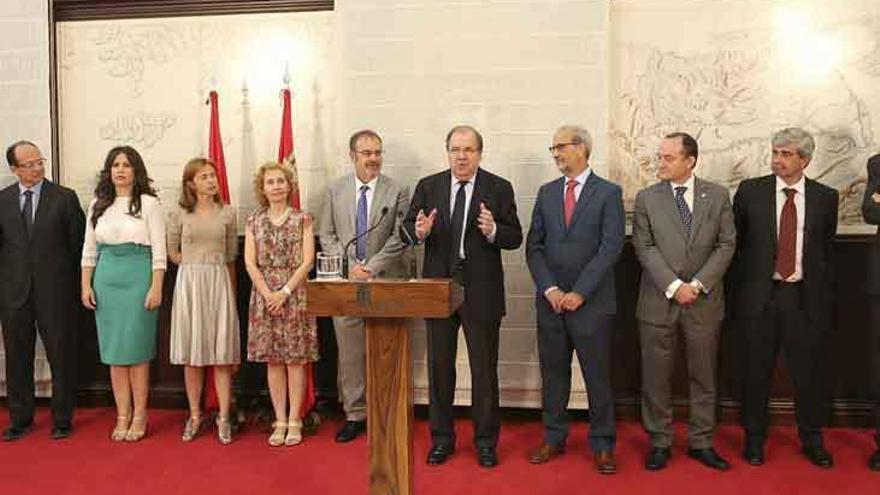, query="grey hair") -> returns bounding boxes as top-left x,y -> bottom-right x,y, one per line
772,127 -> 815,159
556,125 -> 592,160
